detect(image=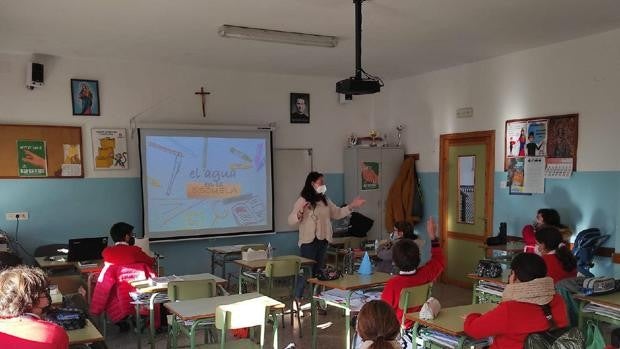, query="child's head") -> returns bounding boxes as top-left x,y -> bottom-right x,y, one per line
110,222 -> 135,244
534,226 -> 563,253
392,221 -> 415,240
392,239 -> 420,272
536,208 -> 561,227
509,253 -> 547,283
357,300 -> 399,348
